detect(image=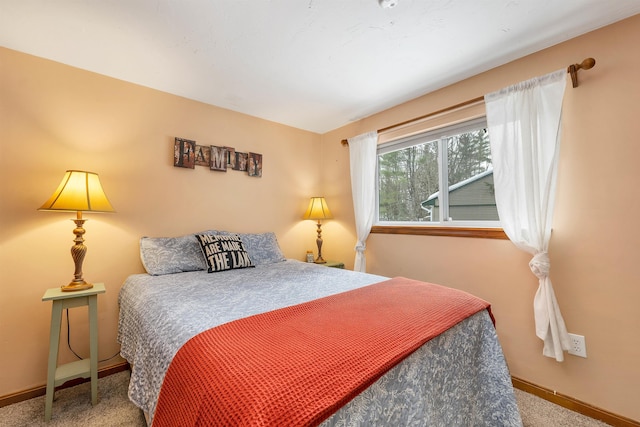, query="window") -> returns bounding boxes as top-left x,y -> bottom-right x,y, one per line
376,116 -> 500,228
